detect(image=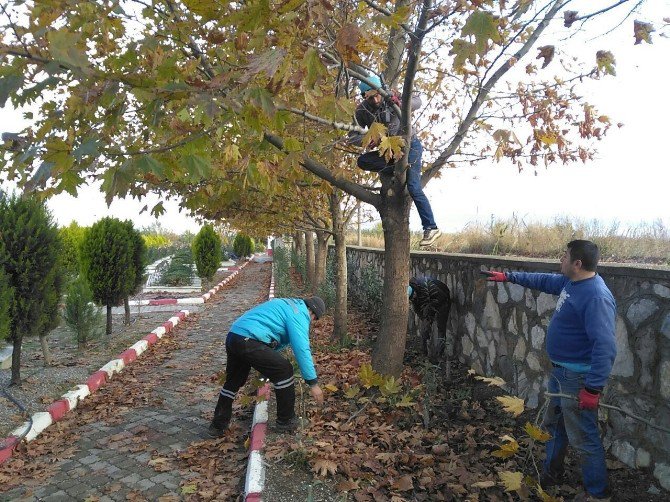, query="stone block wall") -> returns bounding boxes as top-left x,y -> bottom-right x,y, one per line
344,246 -> 670,489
